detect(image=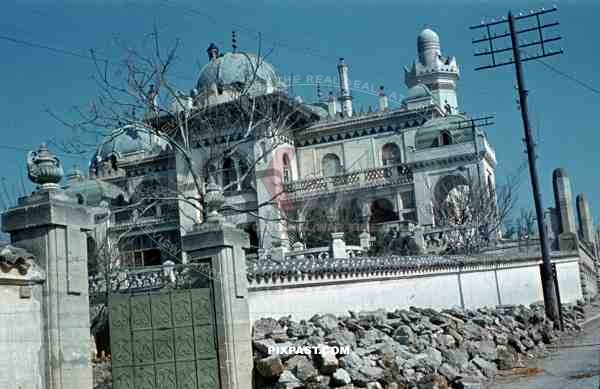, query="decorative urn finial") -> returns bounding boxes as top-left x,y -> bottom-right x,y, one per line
204,175 -> 224,223
27,143 -> 64,189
